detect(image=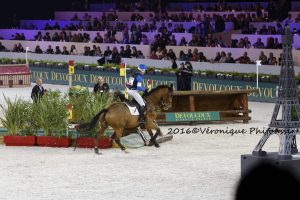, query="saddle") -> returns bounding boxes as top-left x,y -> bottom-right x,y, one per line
123,98 -> 148,117
116,92 -> 147,116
